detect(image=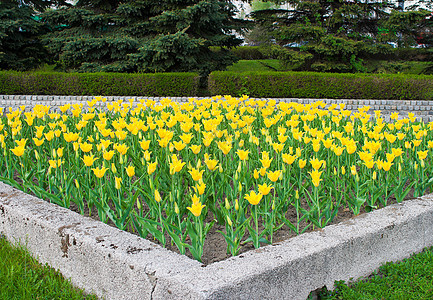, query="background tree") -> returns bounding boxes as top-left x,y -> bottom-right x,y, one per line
0,0 -> 67,71
42,0 -> 248,75
250,0 -> 395,72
